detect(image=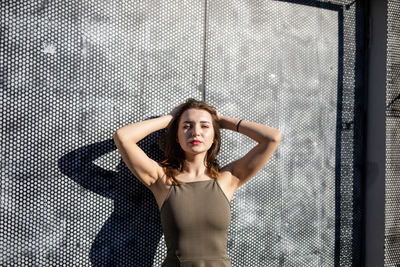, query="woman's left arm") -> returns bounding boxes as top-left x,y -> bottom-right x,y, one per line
218,115 -> 282,143
218,114 -> 282,188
